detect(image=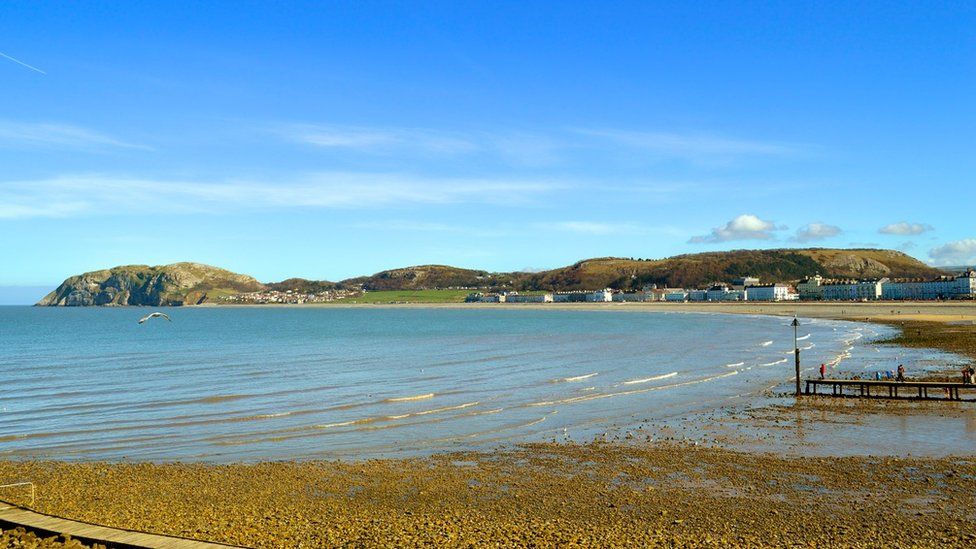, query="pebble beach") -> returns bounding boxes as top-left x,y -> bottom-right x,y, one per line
2,443 -> 975,548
